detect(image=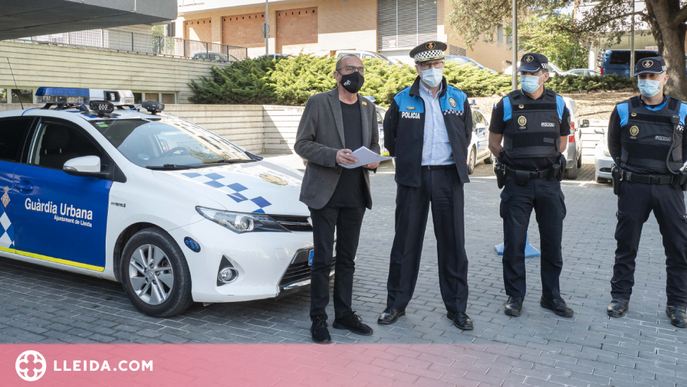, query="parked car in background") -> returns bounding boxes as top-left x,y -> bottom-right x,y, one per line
467,102 -> 493,174
563,68 -> 600,76
335,50 -> 396,65
503,61 -> 566,77
445,55 -> 497,73
191,52 -> 238,63
588,120 -> 613,183
256,54 -> 290,60
374,103 -> 389,156
598,49 -> 658,77
562,97 -> 583,179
